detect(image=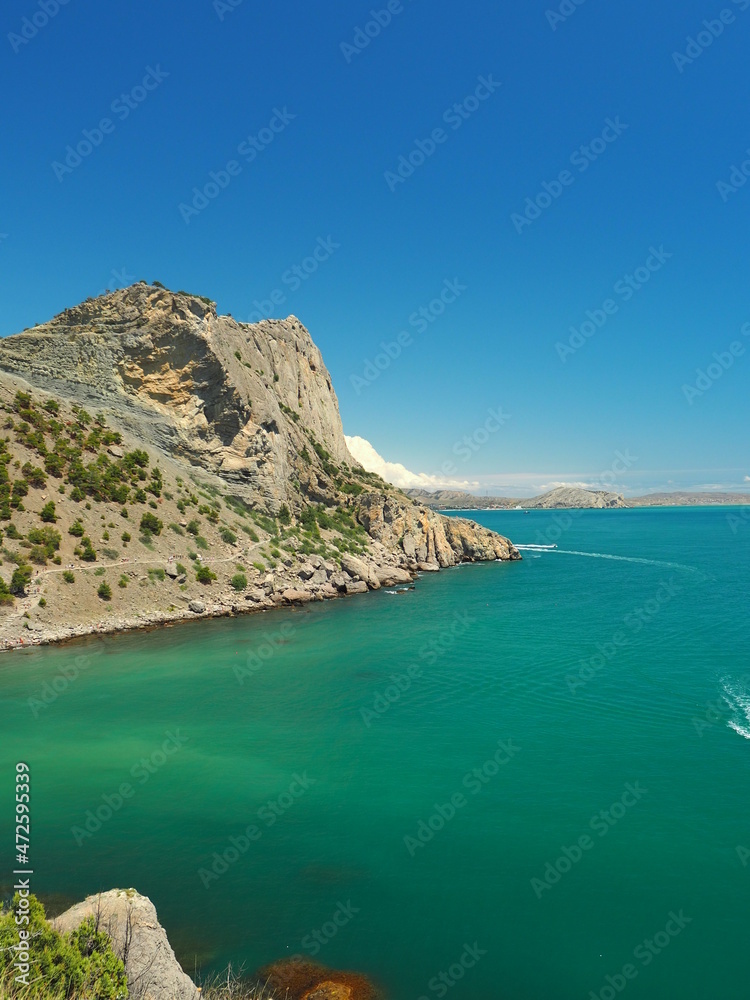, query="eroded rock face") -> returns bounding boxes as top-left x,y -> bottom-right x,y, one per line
51,889 -> 199,1000
0,284 -> 351,510
355,493 -> 520,566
